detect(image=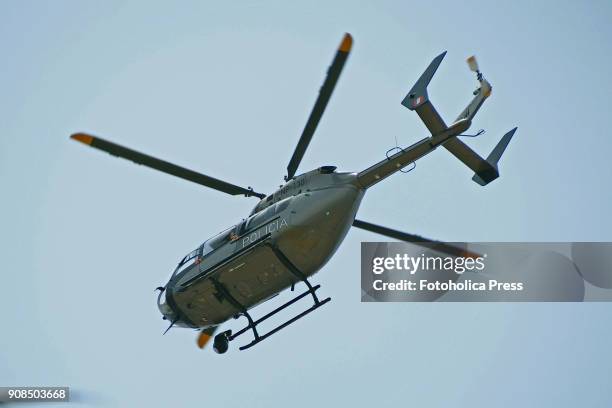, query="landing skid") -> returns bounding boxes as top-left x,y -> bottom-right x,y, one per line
213,245 -> 331,353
